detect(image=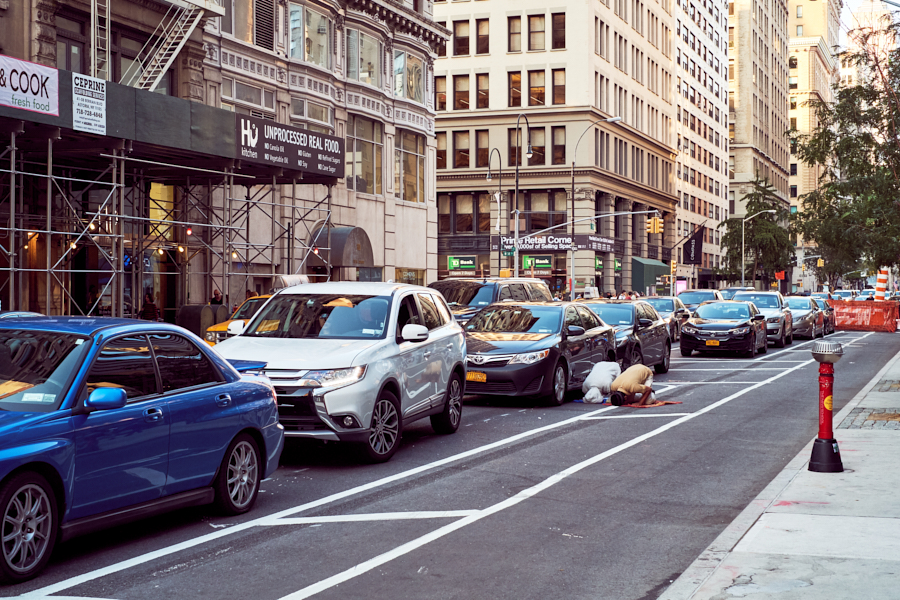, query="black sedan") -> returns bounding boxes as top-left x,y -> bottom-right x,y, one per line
578,299 -> 672,373
463,302 -> 616,405
679,300 -> 768,357
644,296 -> 691,341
